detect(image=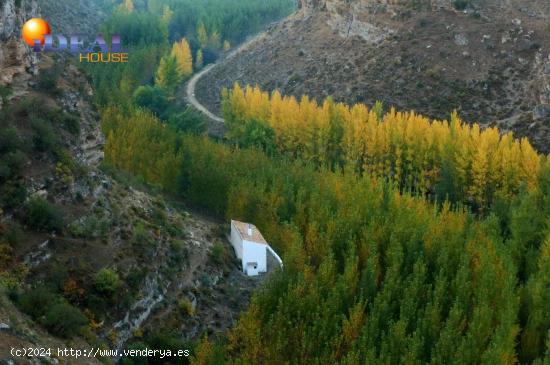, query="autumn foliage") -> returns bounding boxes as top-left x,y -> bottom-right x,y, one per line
223,84 -> 543,211
102,102 -> 549,364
